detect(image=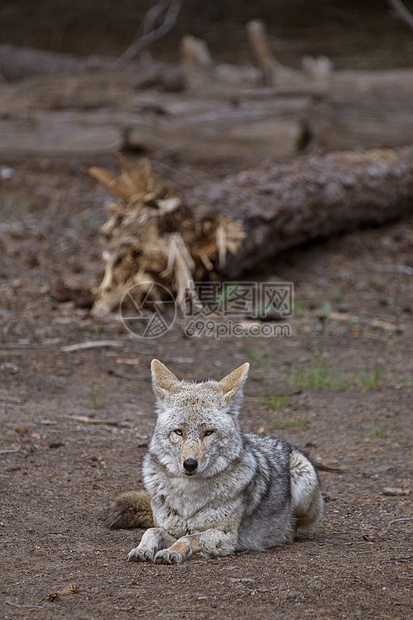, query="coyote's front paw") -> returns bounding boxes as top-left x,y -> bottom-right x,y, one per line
127,546 -> 156,562
154,548 -> 184,565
